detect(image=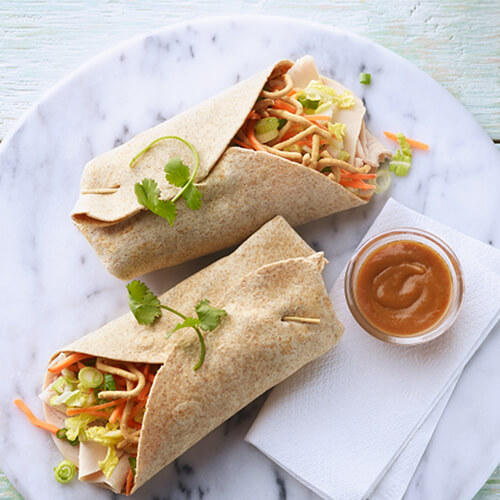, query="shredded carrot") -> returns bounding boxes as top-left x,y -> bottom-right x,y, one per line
127,420 -> 142,430
296,138 -> 313,148
296,137 -> 330,148
77,361 -> 86,370
65,399 -> 126,416
302,115 -> 331,121
109,400 -> 126,424
130,399 -> 147,419
48,353 -> 92,374
273,99 -> 296,114
66,409 -> 111,418
280,126 -> 302,142
146,372 -> 156,384
303,118 -> 329,132
143,364 -> 150,378
232,138 -> 253,150
340,169 -> 377,180
14,398 -> 59,435
287,89 -> 298,97
137,381 -> 151,402
125,468 -> 134,496
339,179 -> 376,190
113,375 -> 127,390
247,110 -> 260,120
246,119 -> 266,152
383,131 -> 430,150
